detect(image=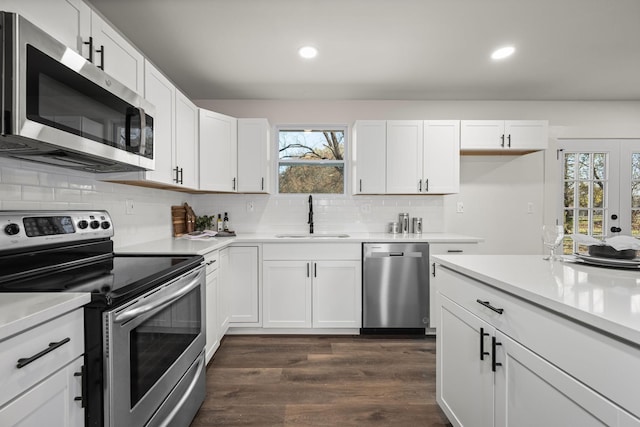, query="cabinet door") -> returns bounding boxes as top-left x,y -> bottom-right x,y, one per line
263,261 -> 312,328
312,261 -> 362,328
237,119 -> 270,193
423,120 -> 460,194
218,248 -> 231,337
0,356 -> 84,427
437,295 -> 494,427
386,121 -> 423,194
494,331 -> 622,427
460,120 -> 504,150
353,120 -> 386,194
205,269 -> 219,363
229,246 -> 260,324
4,0 -> 90,55
199,109 -> 238,192
143,61 -> 175,185
504,120 -> 548,150
90,11 -> 144,93
175,92 -> 199,188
